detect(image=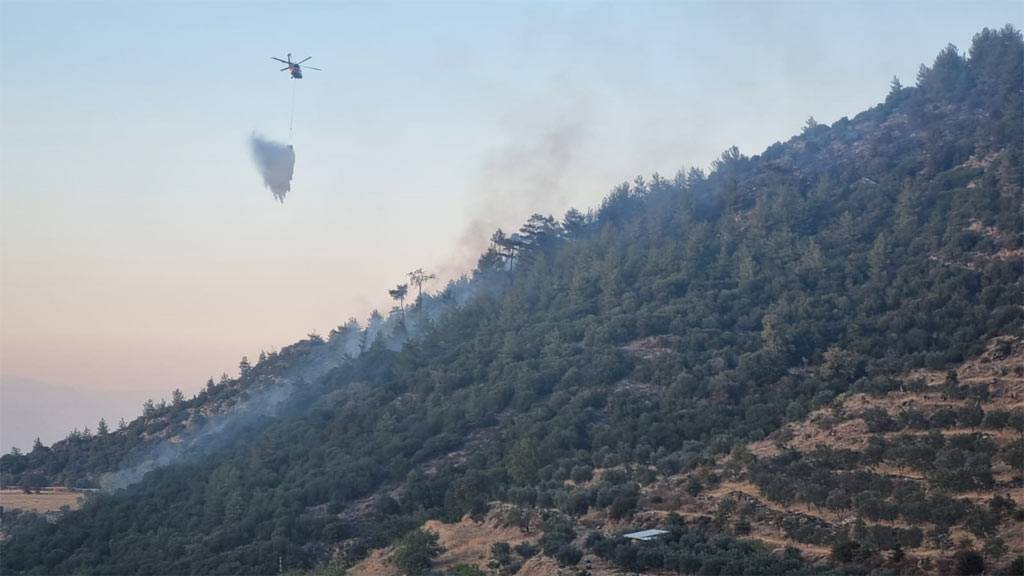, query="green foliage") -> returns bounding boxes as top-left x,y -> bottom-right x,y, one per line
391,529 -> 444,576
1,28 -> 1021,576
888,543 -> 904,562
954,549 -> 985,576
490,542 -> 512,566
506,439 -> 540,485
1002,556 -> 1024,576
983,536 -> 1008,562
513,542 -> 537,559
592,516 -> 847,574
830,540 -> 863,564
750,431 -> 1000,534
309,557 -> 349,576
447,565 -> 486,576
686,476 -> 703,496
